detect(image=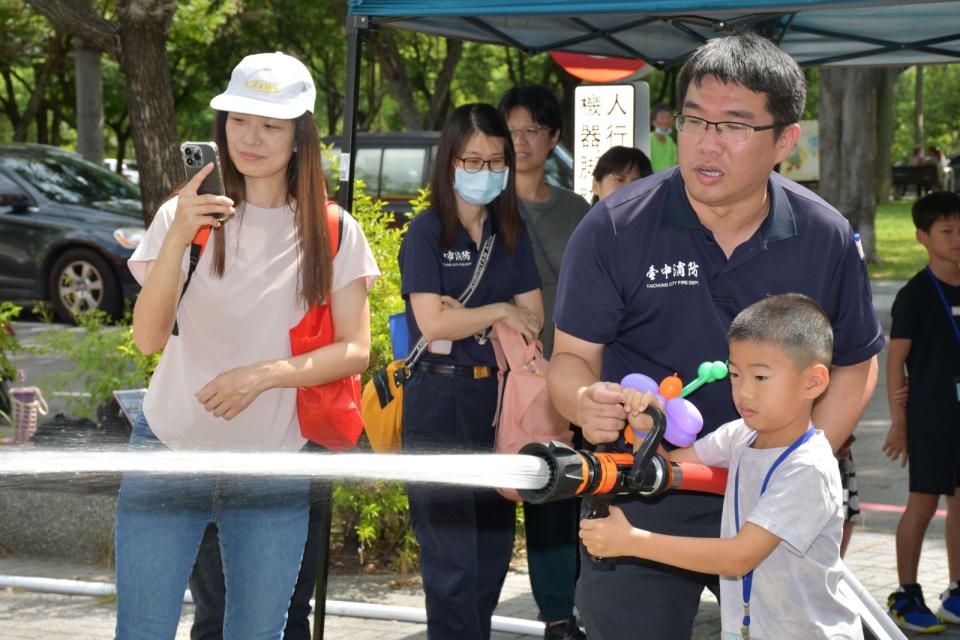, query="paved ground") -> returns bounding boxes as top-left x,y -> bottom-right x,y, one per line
0,530 -> 958,639
2,280 -> 959,638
